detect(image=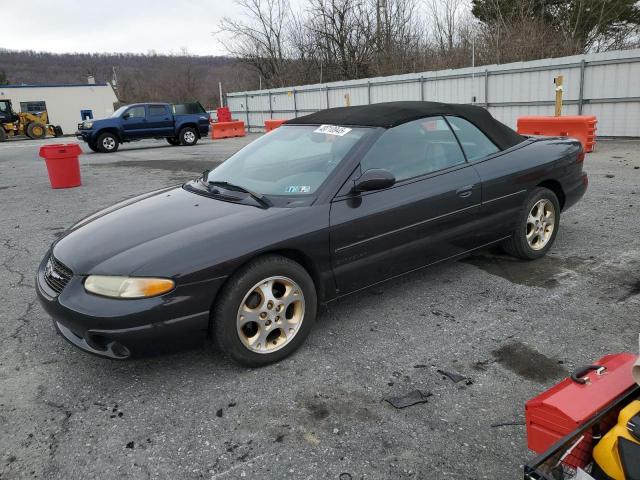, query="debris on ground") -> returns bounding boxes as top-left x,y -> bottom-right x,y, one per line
490,421 -> 526,428
384,390 -> 432,409
437,369 -> 467,383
